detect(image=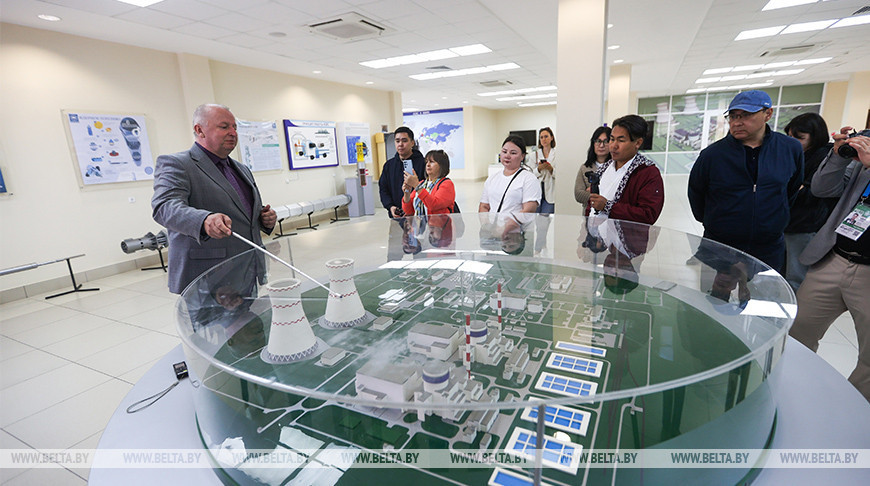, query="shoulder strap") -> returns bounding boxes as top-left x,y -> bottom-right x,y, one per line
497,168 -> 525,213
